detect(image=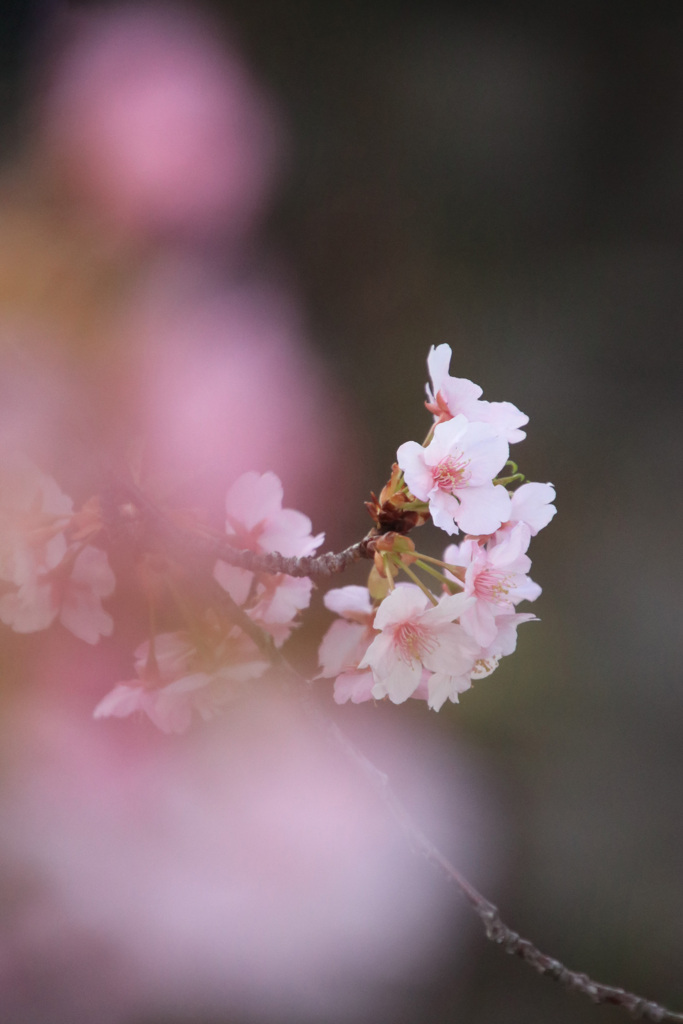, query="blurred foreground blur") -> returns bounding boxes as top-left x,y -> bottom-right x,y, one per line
0,4 -> 499,1022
